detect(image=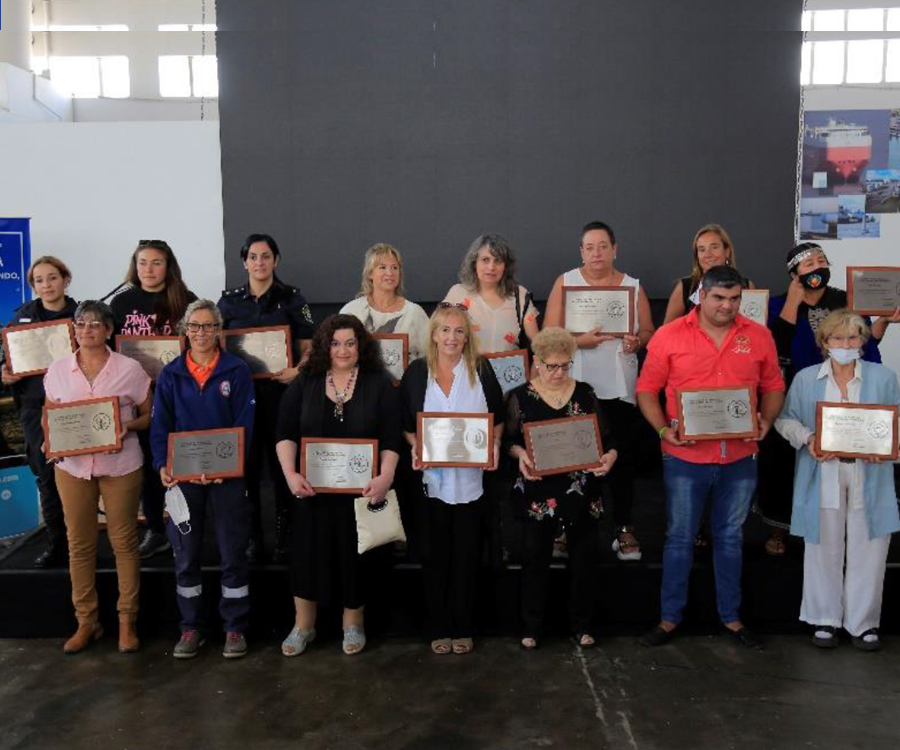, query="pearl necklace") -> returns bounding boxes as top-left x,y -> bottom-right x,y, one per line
328,367 -> 358,422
